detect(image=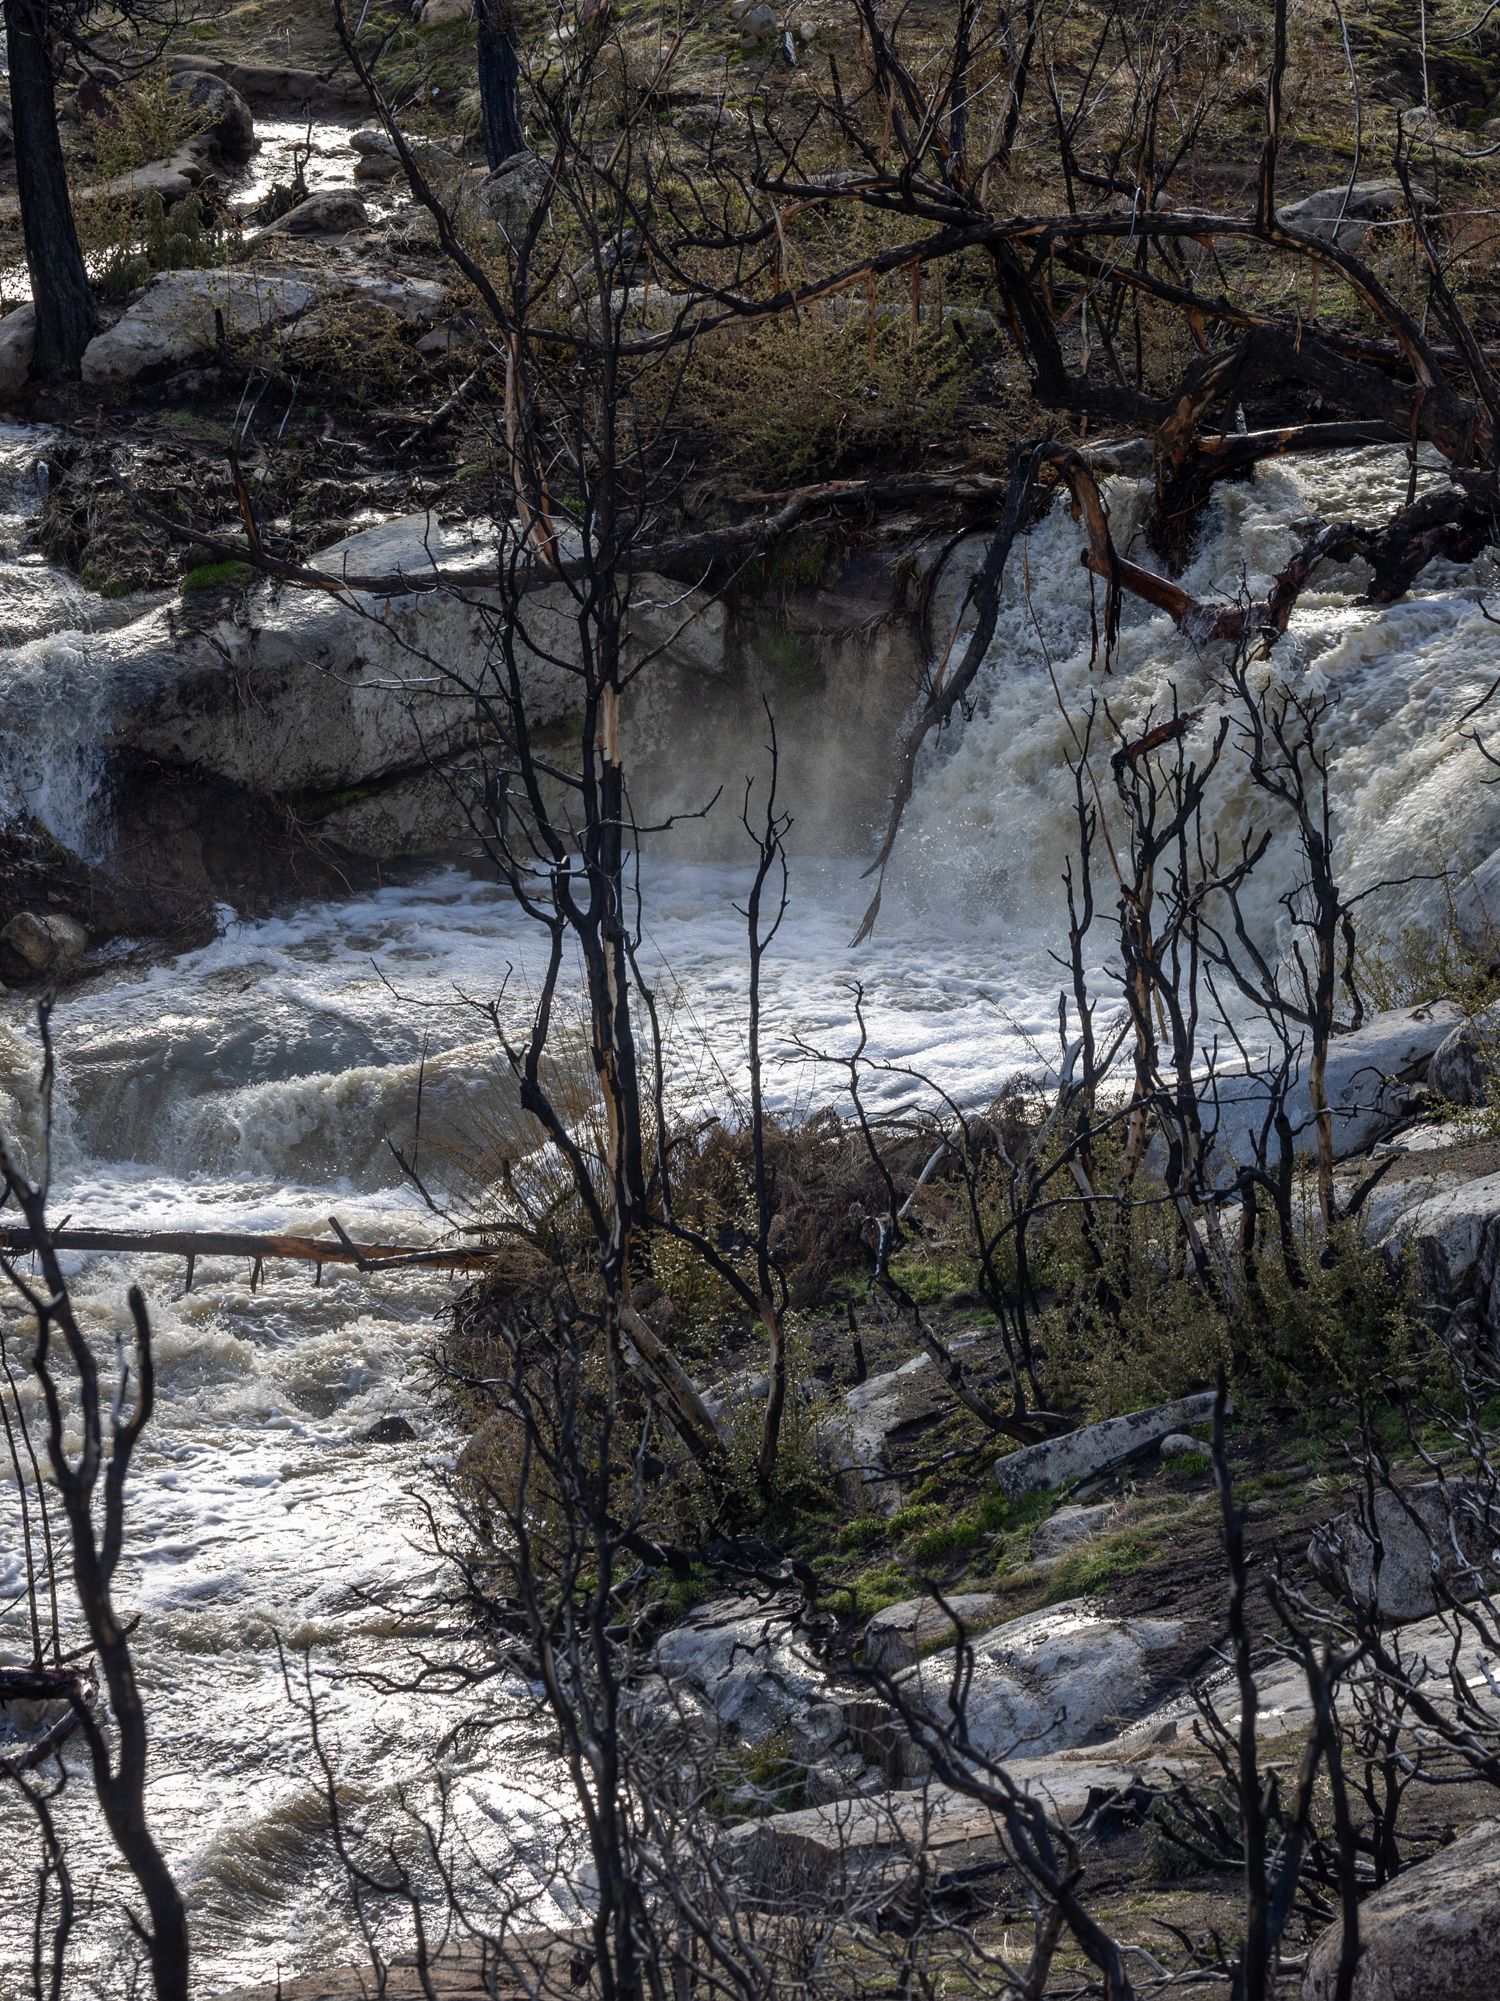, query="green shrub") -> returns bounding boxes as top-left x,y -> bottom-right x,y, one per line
718,1728 -> 806,1815
276,301 -> 415,407
887,1244 -> 978,1305
844,1561 -> 911,1618
1248,1224 -> 1429,1411
85,74 -> 201,180
1047,1527 -> 1158,1600
92,191 -> 222,302
907,1518 -> 981,1568
1356,874 -> 1499,1013
663,1564 -> 712,1618
1042,1223 -> 1232,1420
836,1516 -> 885,1553
1162,1449 -> 1212,1481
